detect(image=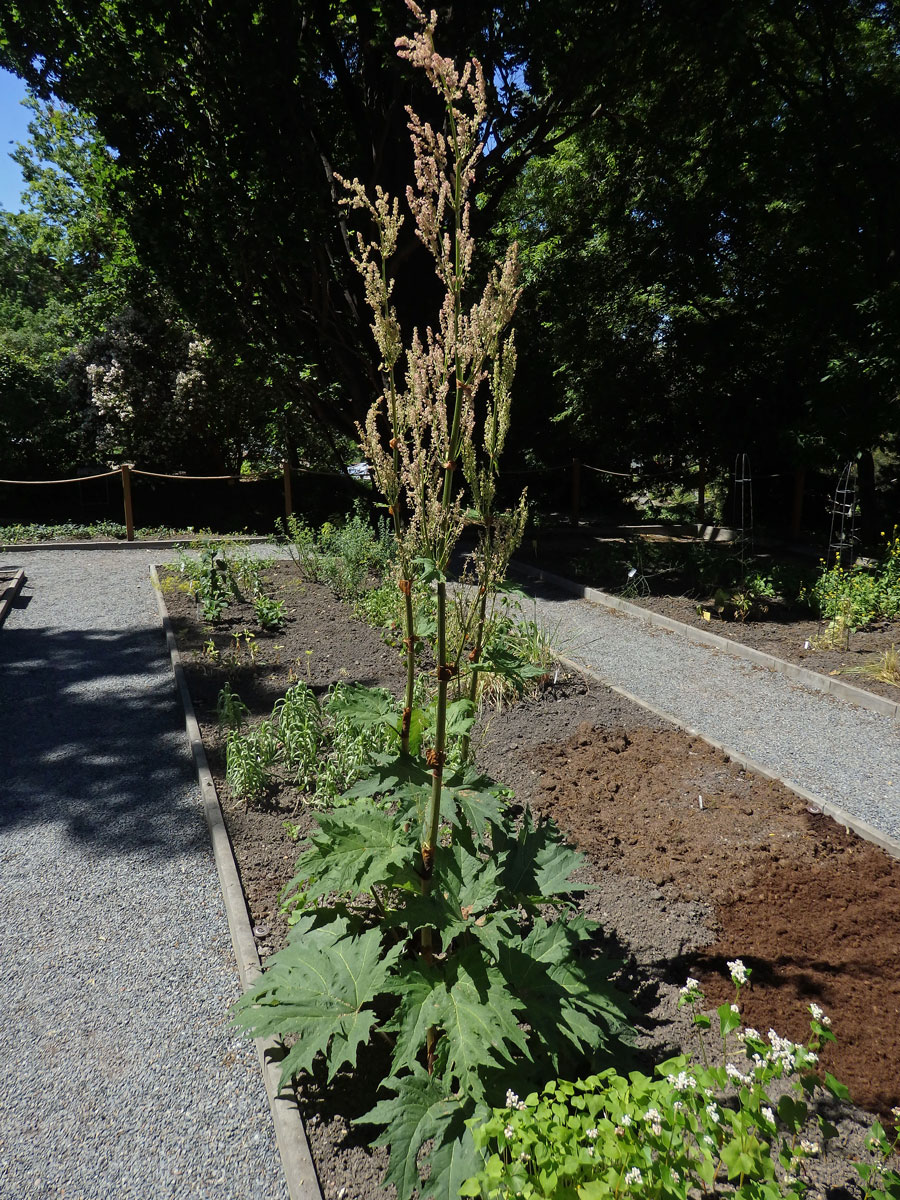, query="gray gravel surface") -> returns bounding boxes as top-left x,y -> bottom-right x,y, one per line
0,549 -> 289,1200
522,577 -> 900,841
